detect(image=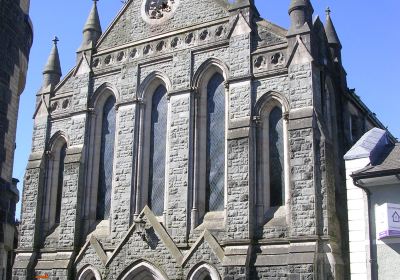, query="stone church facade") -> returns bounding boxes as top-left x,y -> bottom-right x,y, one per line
0,0 -> 32,279
13,0 -> 391,279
